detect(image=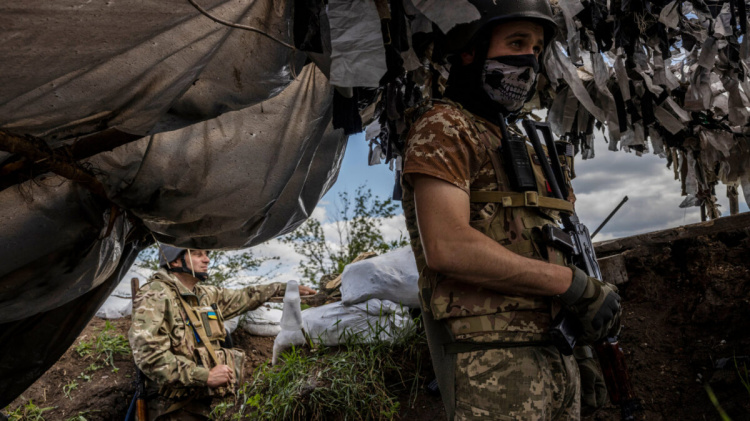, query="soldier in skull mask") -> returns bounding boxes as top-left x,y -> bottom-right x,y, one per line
400,1 -> 622,419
